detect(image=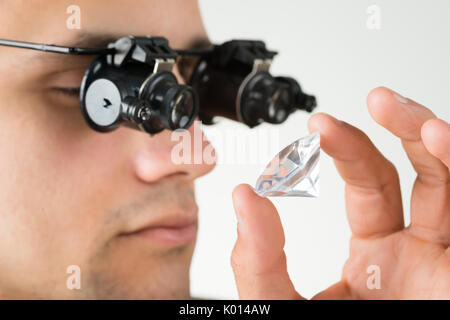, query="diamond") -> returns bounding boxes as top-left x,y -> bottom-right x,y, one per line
254,132 -> 320,197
